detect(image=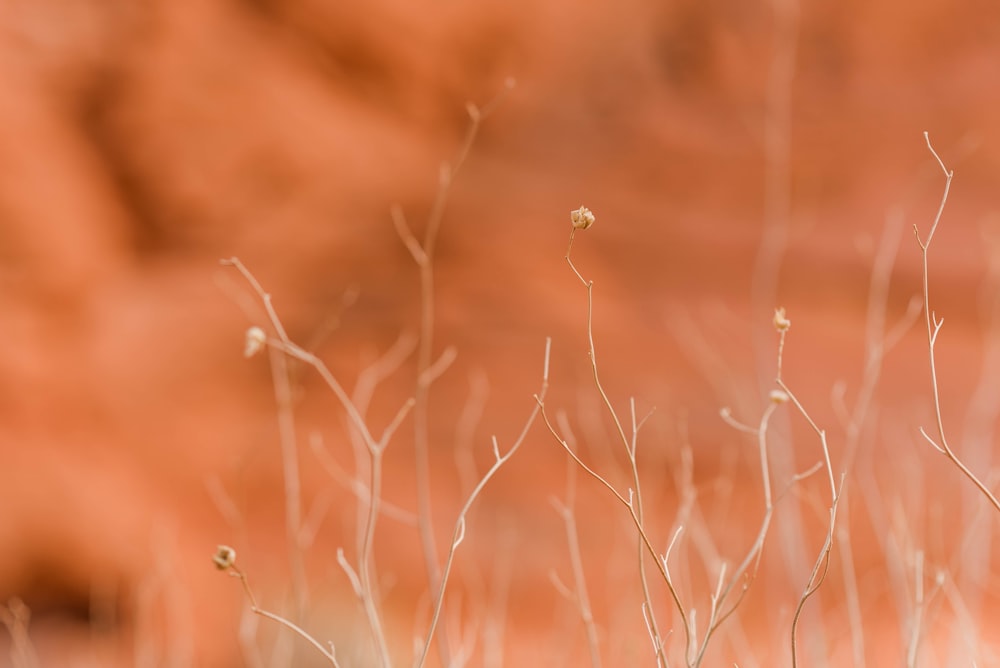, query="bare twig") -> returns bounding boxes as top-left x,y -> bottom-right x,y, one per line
550,424 -> 603,668
415,338 -> 550,668
222,257 -> 415,667
266,344 -> 308,617
912,133 -> 1000,514
309,433 -> 418,526
215,549 -> 340,668
904,551 -> 945,667
692,396 -> 781,664
779,385 -> 843,667
547,208 -> 804,666
392,80 -> 515,666
836,209 -> 920,666
563,217 -> 668,665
